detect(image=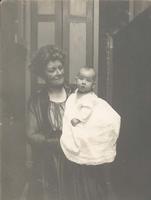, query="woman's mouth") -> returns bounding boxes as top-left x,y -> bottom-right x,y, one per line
54,76 -> 64,80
